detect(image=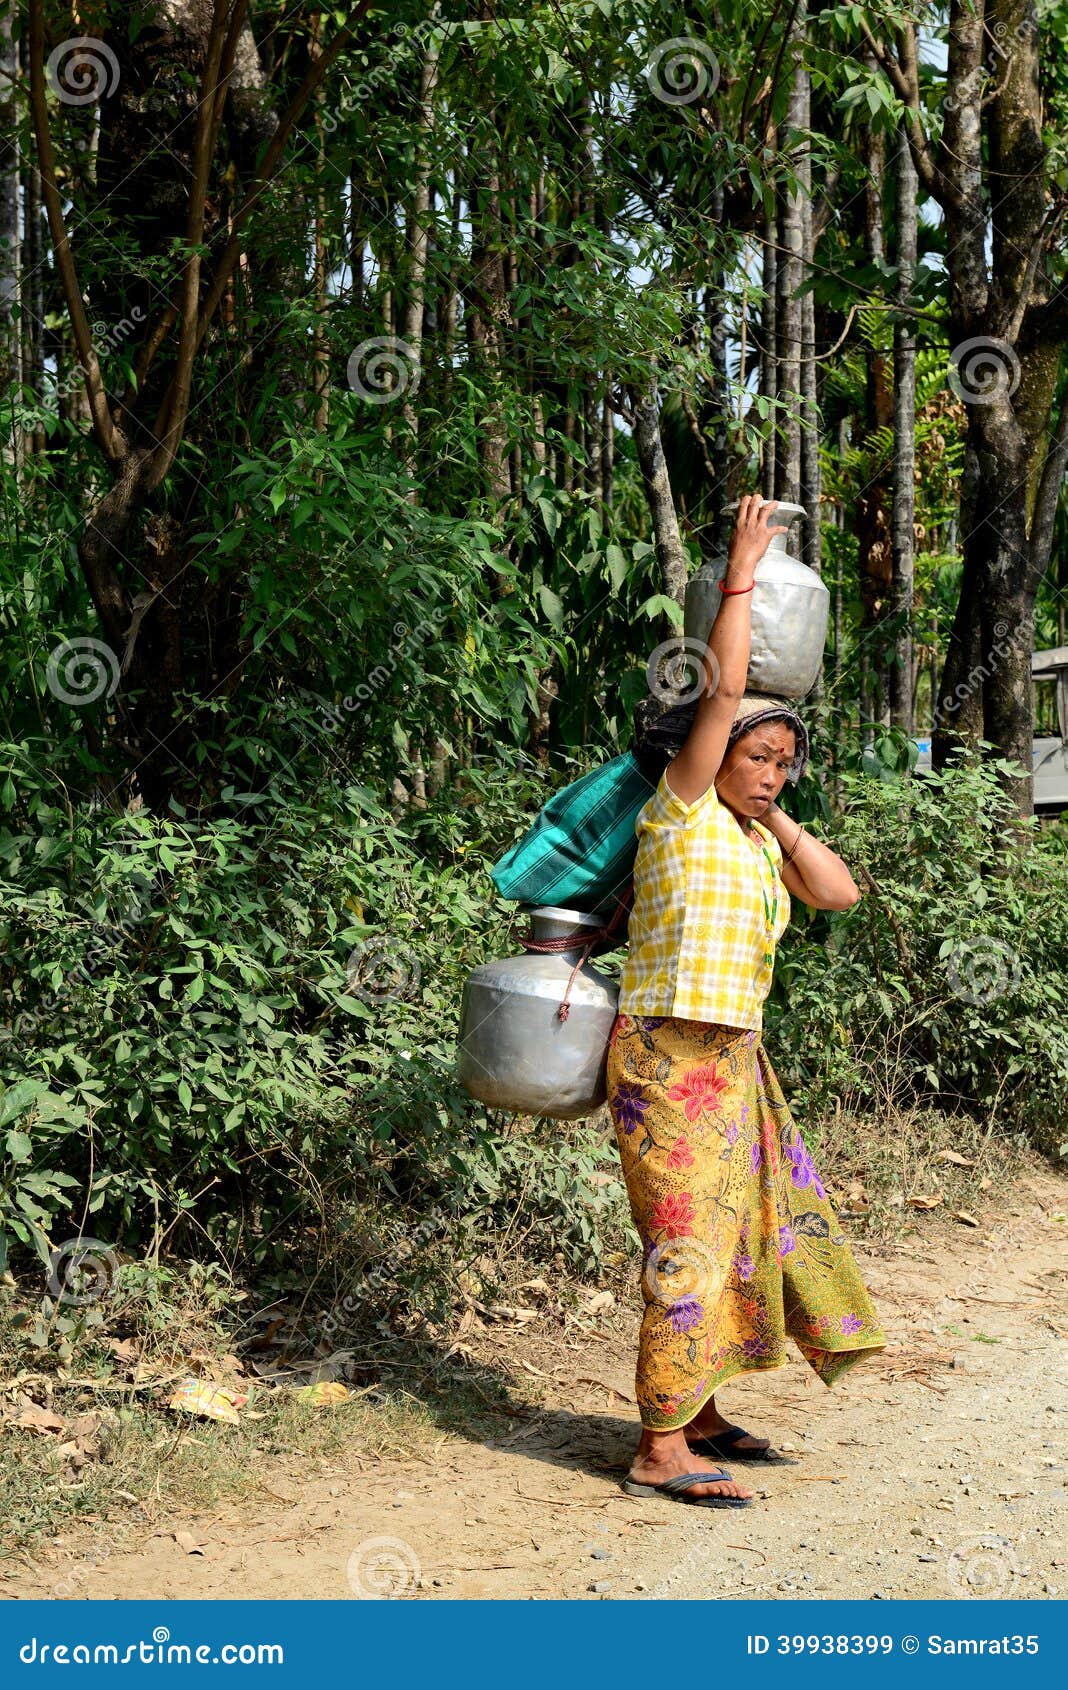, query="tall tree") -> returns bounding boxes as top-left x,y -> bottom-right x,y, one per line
864,2 -> 1068,817
890,119 -> 917,733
